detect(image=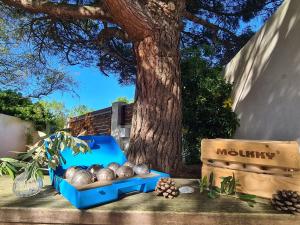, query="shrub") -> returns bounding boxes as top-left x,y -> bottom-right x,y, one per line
0,90 -> 54,131
182,57 -> 239,164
